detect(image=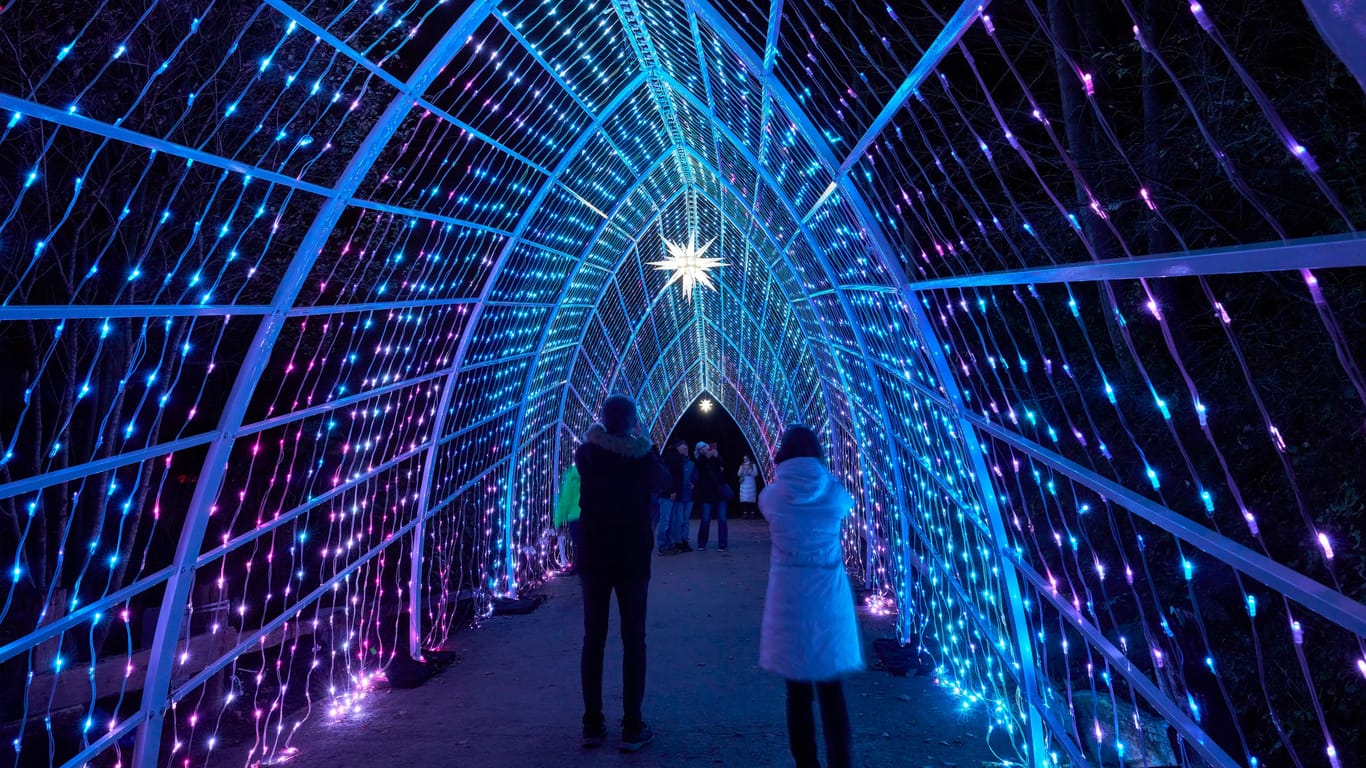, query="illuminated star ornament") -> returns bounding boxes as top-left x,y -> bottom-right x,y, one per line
650,235 -> 724,299
698,398 -> 714,413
